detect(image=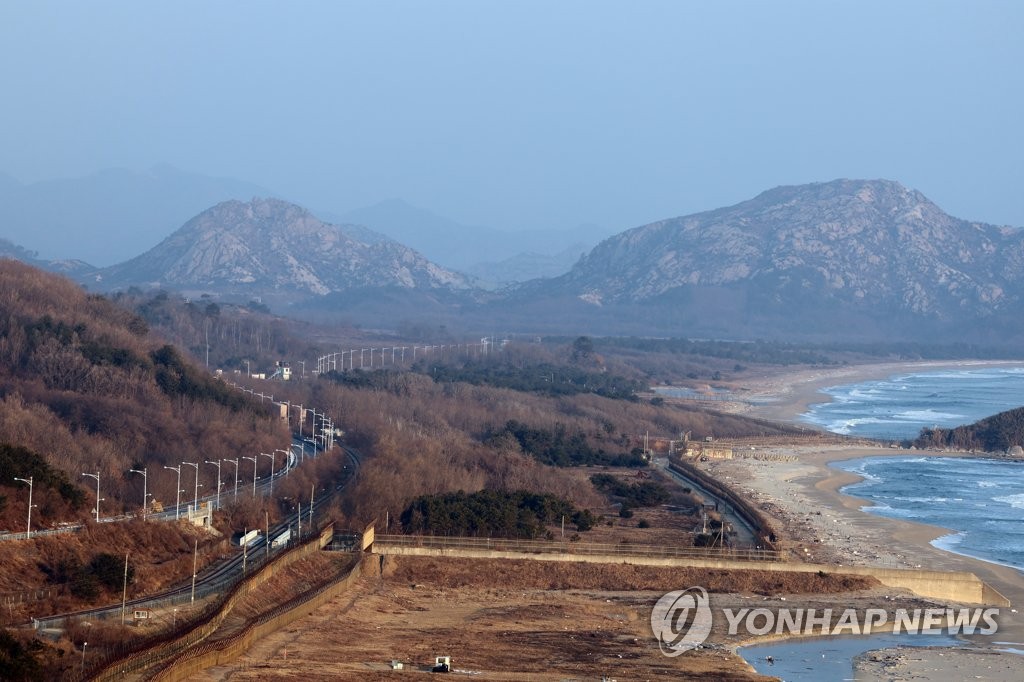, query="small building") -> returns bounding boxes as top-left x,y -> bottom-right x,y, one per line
269,361 -> 292,381
186,501 -> 212,528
